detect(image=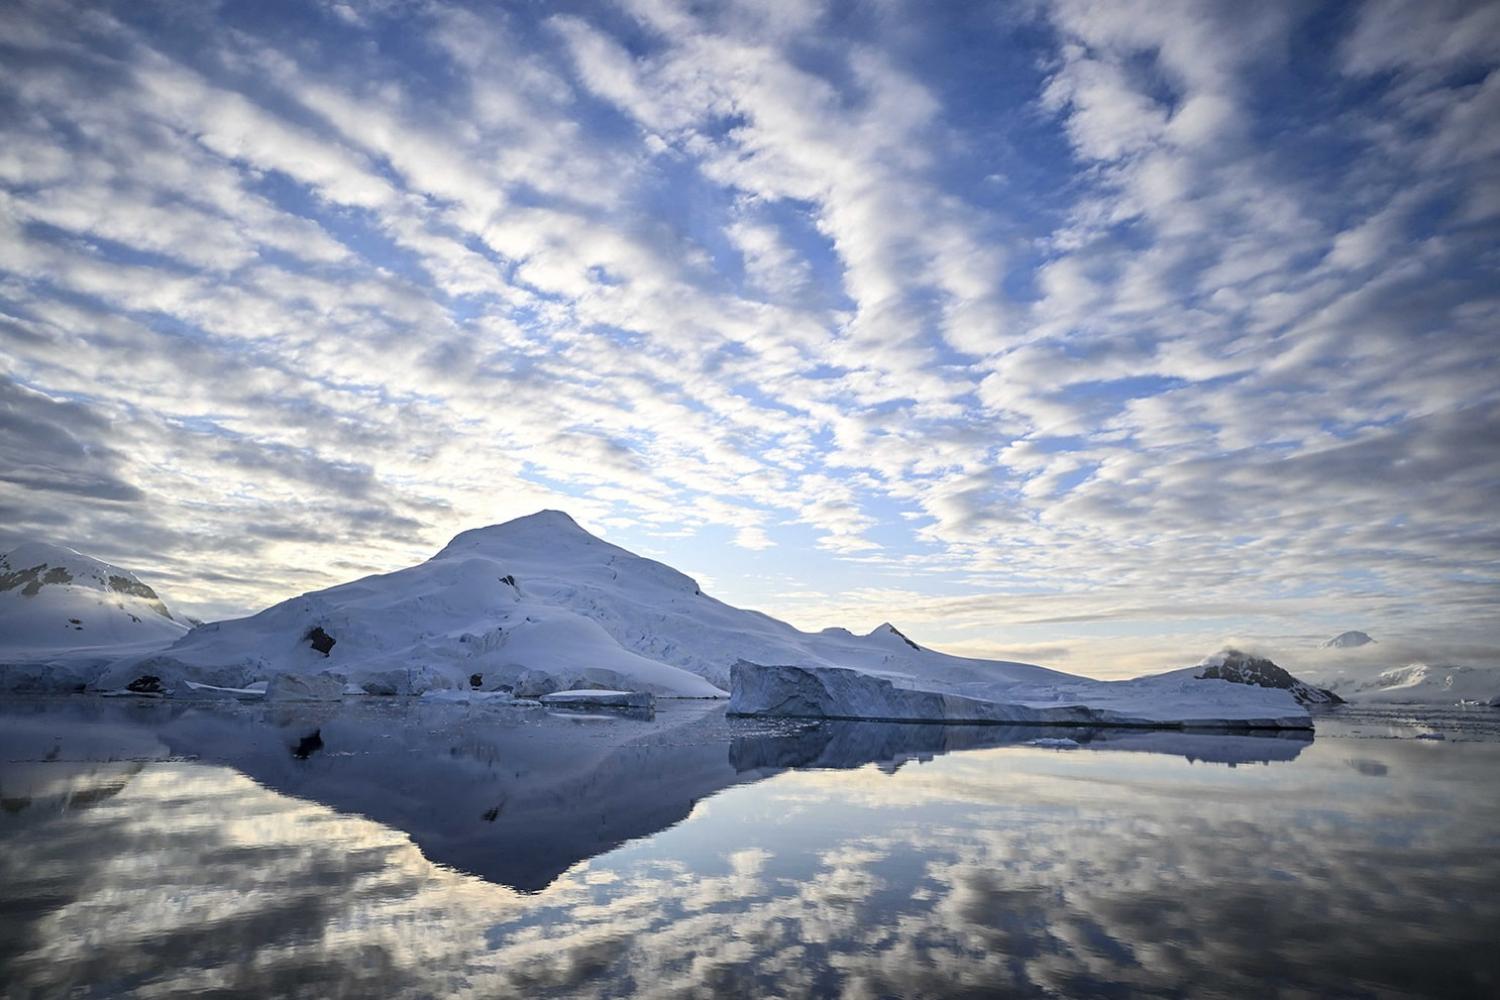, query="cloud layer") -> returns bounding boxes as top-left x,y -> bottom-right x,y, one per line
1,0 -> 1495,674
